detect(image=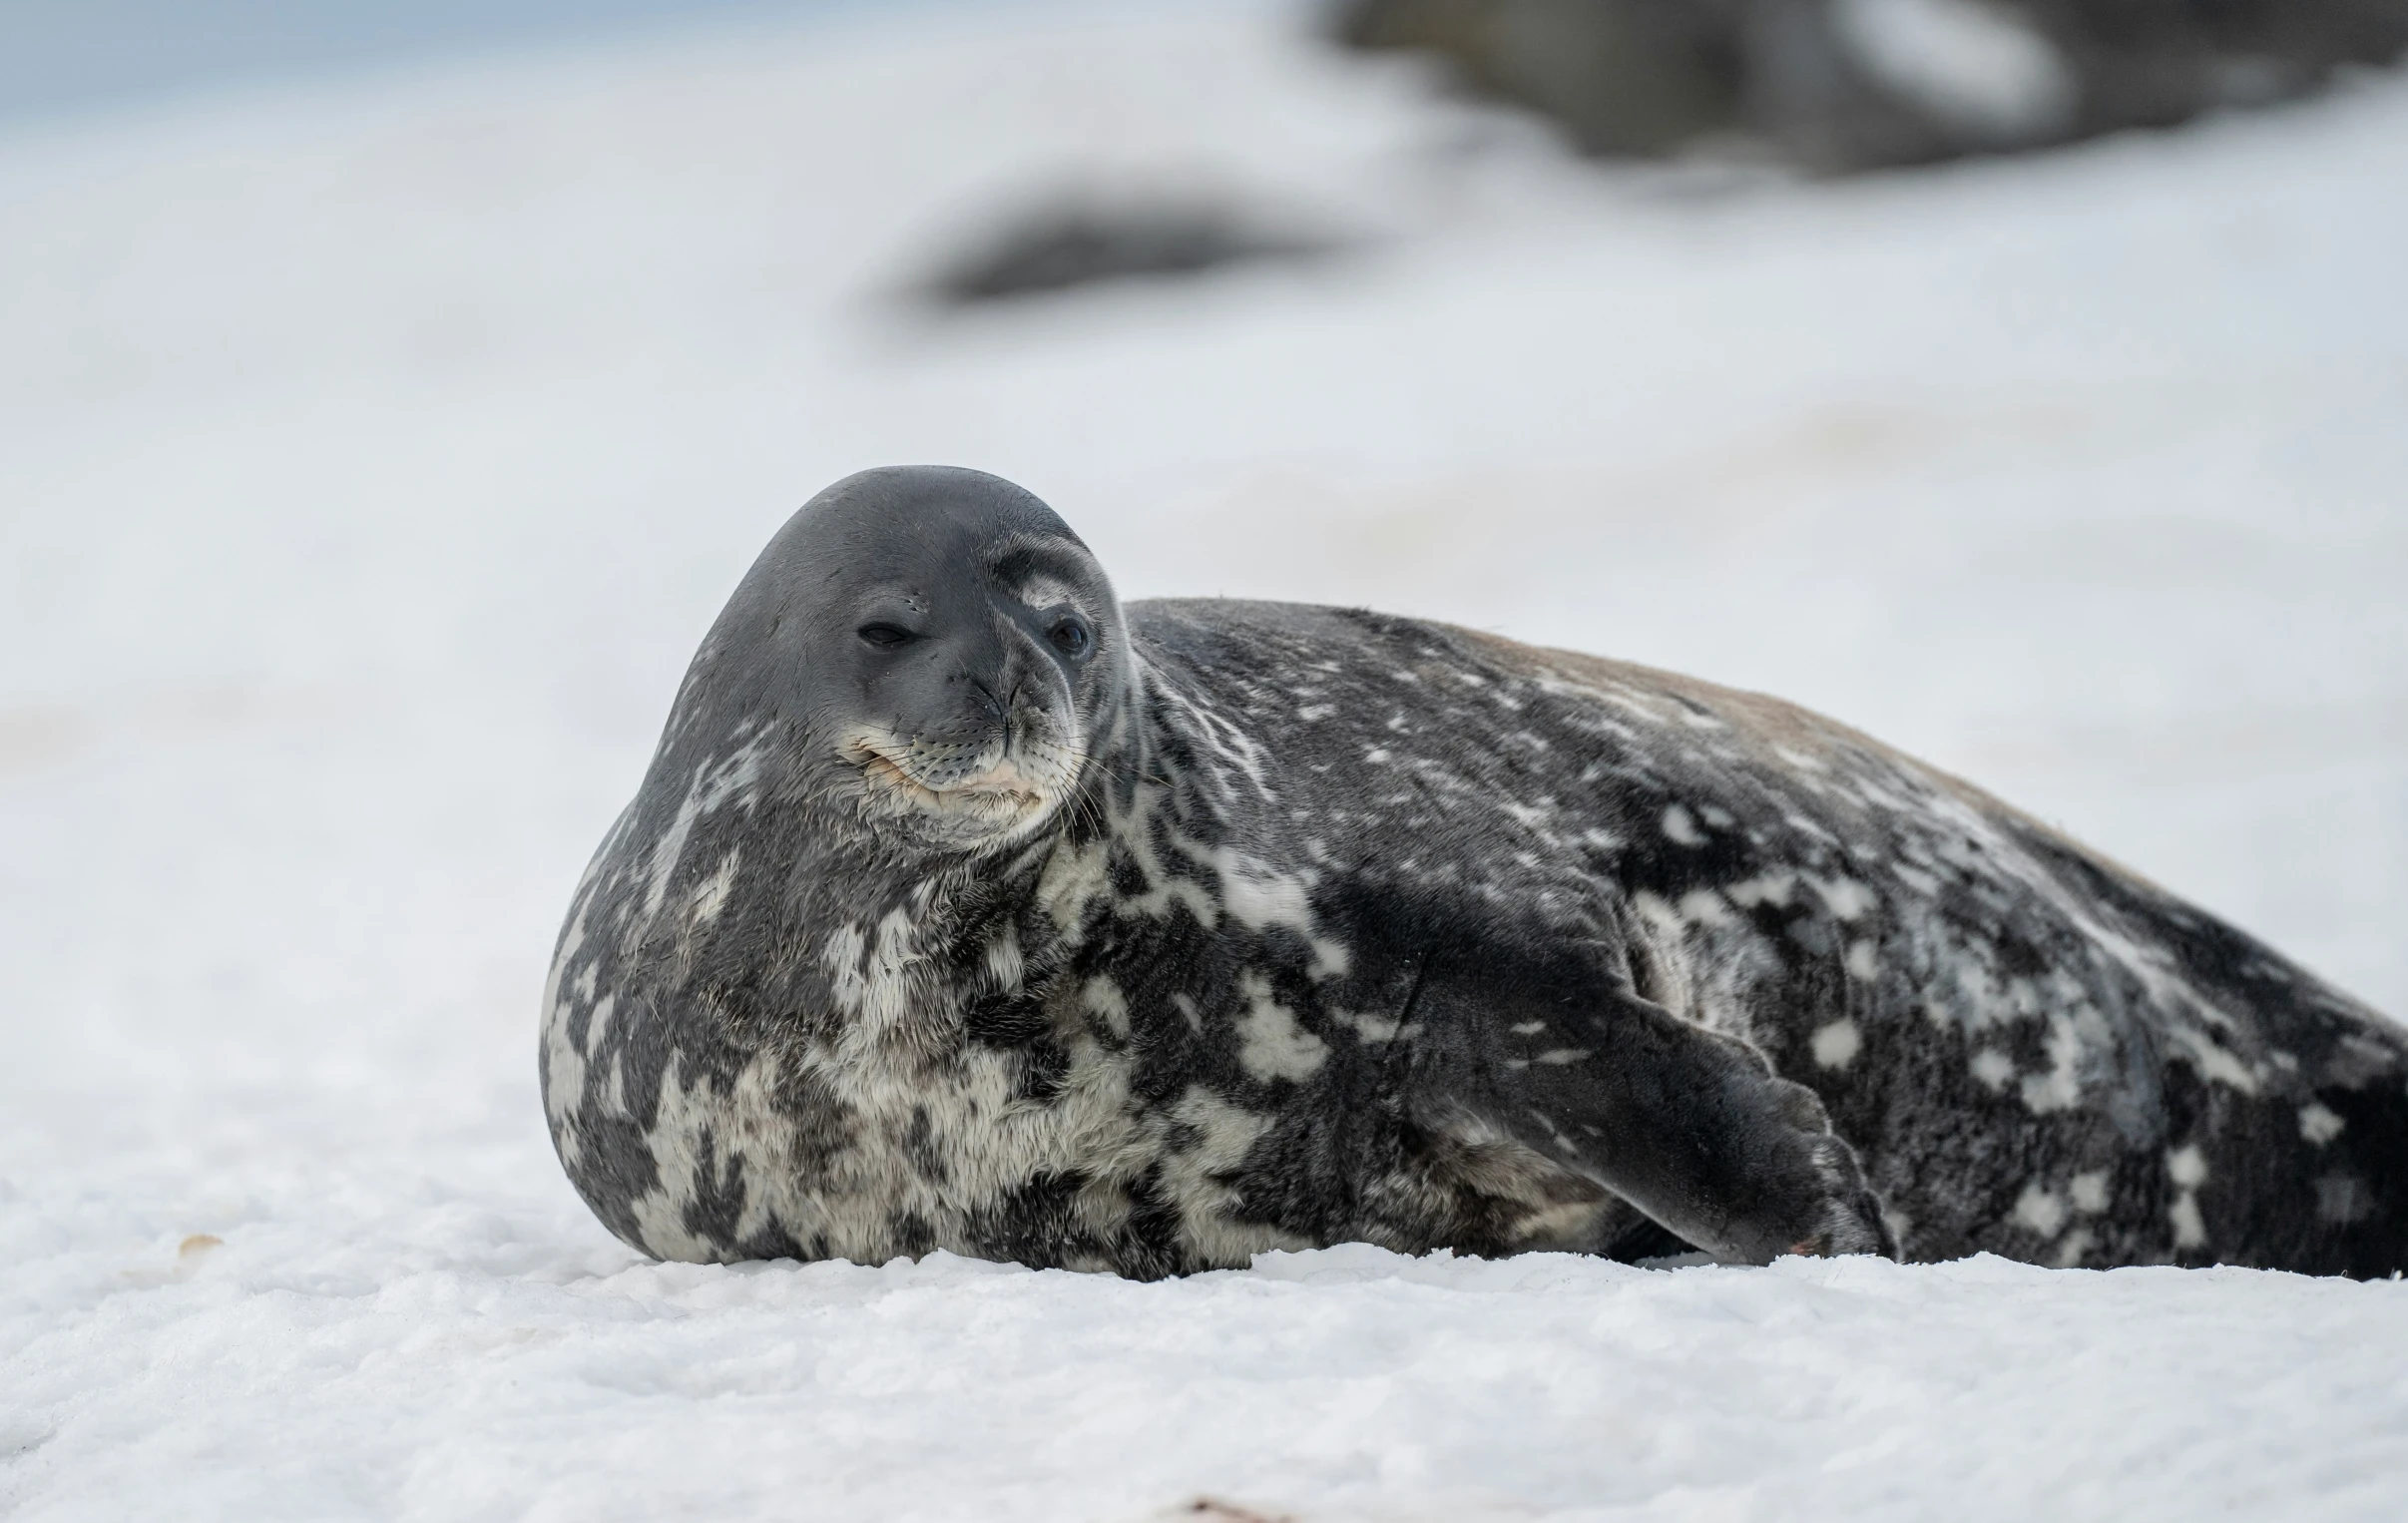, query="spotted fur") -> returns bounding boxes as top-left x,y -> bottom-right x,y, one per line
541,469 -> 2408,1277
